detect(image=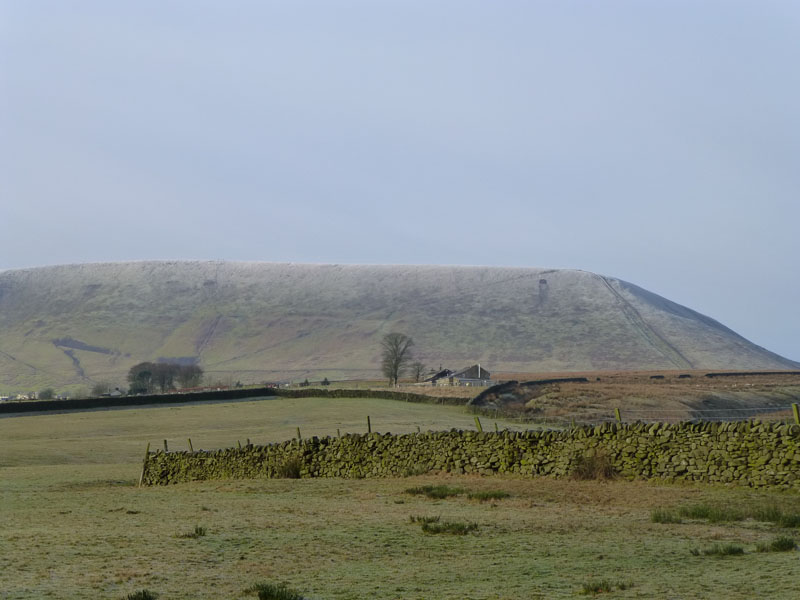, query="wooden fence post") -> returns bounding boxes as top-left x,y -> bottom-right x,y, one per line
474,416 -> 483,432
188,438 -> 193,452
163,439 -> 168,452
367,415 -> 372,433
792,403 -> 800,425
614,408 -> 622,423
296,427 -> 302,441
138,442 -> 150,488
